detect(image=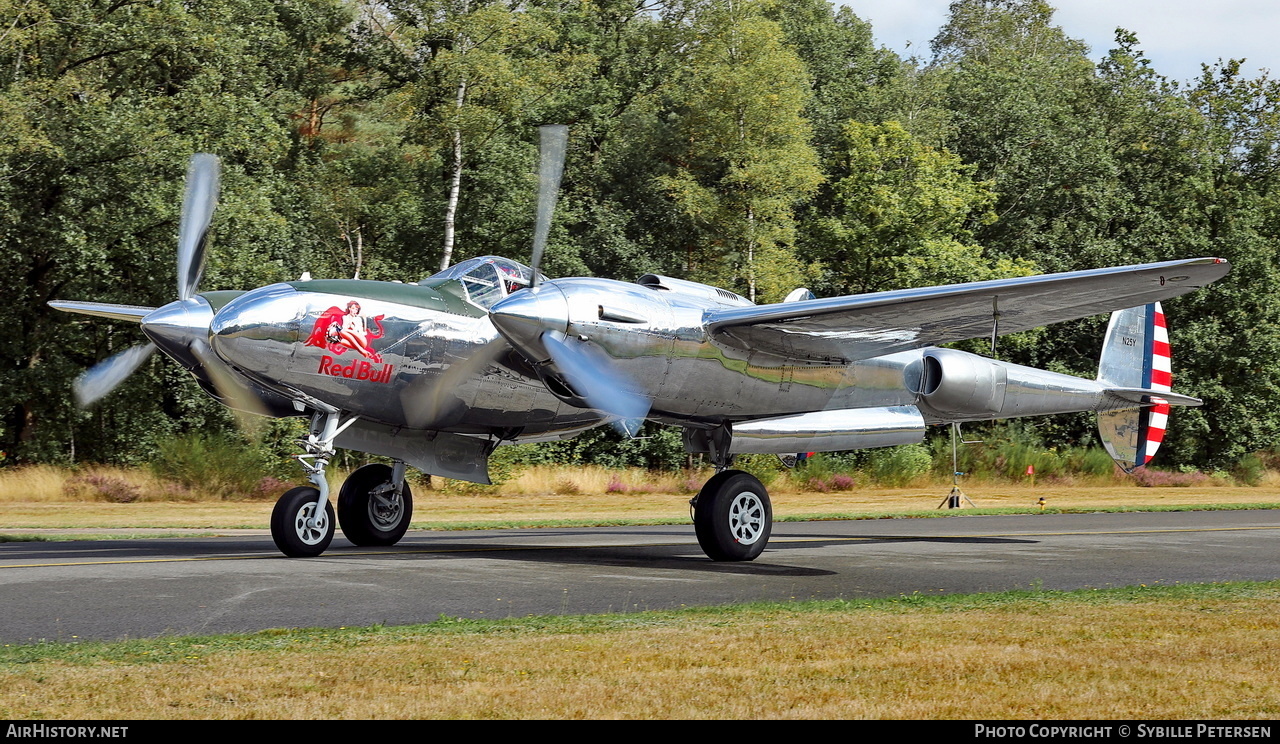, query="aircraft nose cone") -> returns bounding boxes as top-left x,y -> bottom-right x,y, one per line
489,284 -> 569,361
208,283 -> 302,378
